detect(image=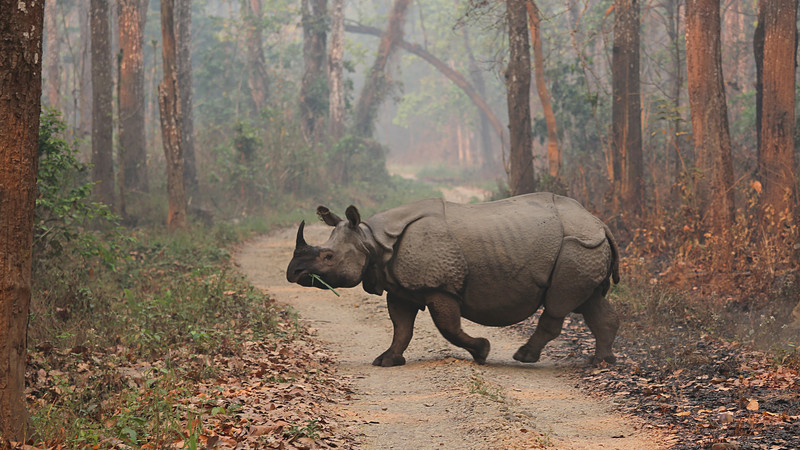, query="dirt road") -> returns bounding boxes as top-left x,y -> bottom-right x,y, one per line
236,224 -> 670,449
